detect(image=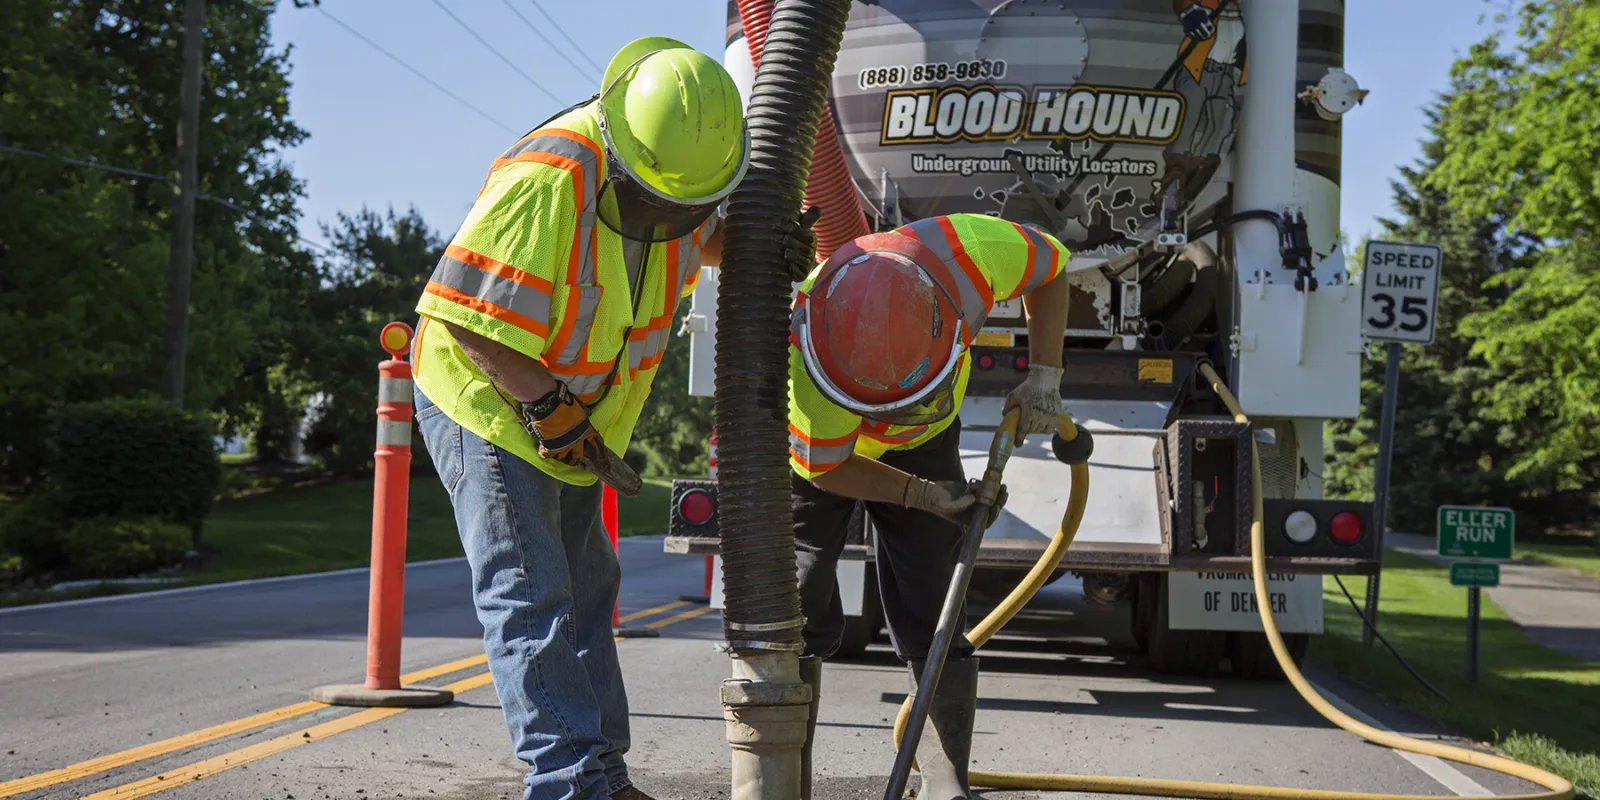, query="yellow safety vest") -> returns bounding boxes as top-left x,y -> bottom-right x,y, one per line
412,102 -> 713,485
786,213 -> 1069,480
